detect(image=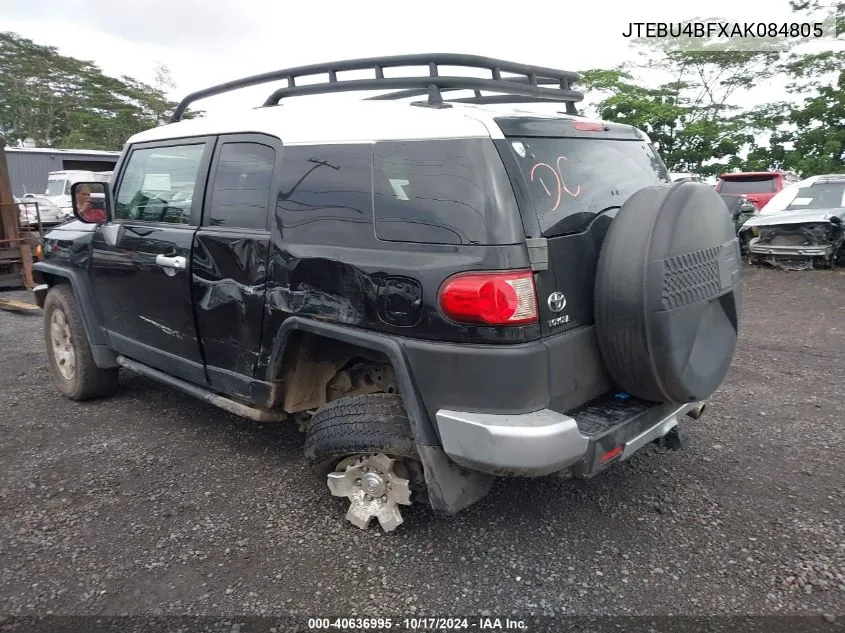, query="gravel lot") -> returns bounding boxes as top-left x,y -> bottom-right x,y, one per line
0,265 -> 843,627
